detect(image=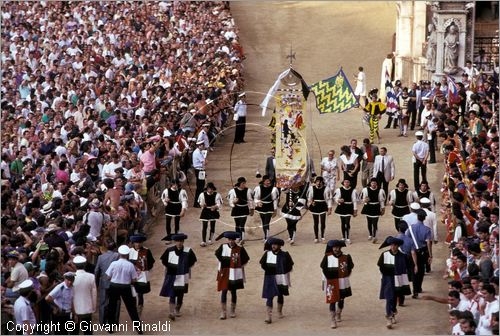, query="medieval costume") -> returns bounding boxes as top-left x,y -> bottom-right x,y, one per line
281,184 -> 306,244
307,176 -> 333,243
161,182 -> 188,242
363,89 -> 386,143
254,176 -> 279,240
159,233 -> 197,320
361,178 -> 386,243
377,236 -> 411,329
321,240 -> 354,329
228,177 -> 254,241
198,182 -> 223,246
215,231 -> 250,319
260,238 -> 294,324
334,180 -> 358,244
